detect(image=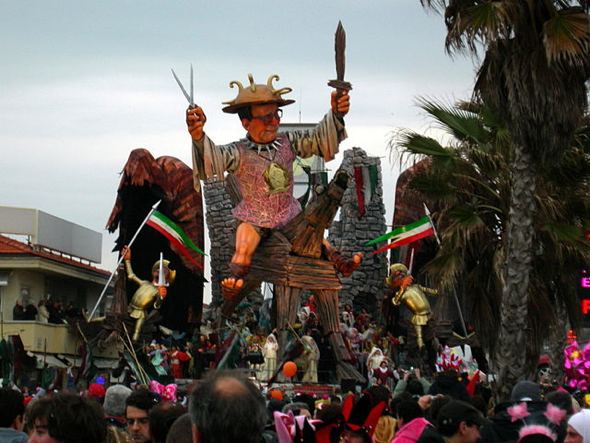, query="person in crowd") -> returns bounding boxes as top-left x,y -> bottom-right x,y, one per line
479,380 -> 547,443
103,385 -> 133,430
428,370 -> 470,402
565,410 -> 590,443
546,390 -> 576,417
189,370 -> 267,443
432,400 -> 485,443
26,392 -> 106,443
149,403 -> 186,443
165,413 -> 193,443
13,300 -> 25,321
0,388 -> 27,443
374,414 -> 396,443
24,302 -> 37,321
394,368 -> 432,399
282,402 -> 312,419
37,301 -> 49,323
125,389 -> 160,443
393,400 -> 432,443
86,383 -> 106,404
